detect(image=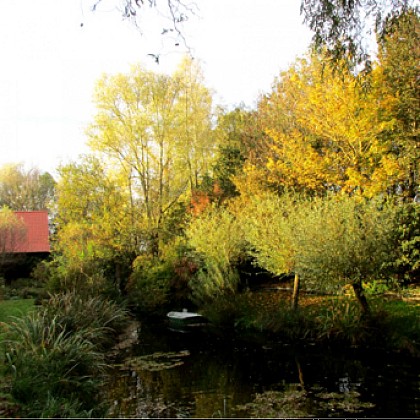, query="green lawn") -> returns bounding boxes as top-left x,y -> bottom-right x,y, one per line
0,299 -> 35,324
